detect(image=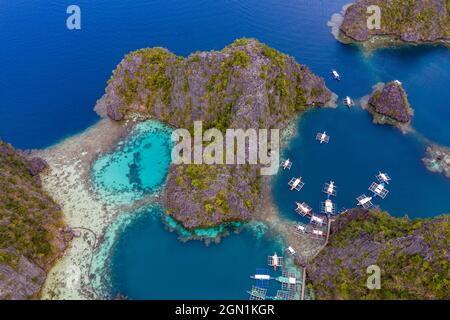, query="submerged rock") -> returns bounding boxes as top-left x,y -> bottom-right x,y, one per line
422,144 -> 450,178
363,81 -> 413,132
100,38 -> 332,229
308,208 -> 450,299
336,0 -> 450,49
